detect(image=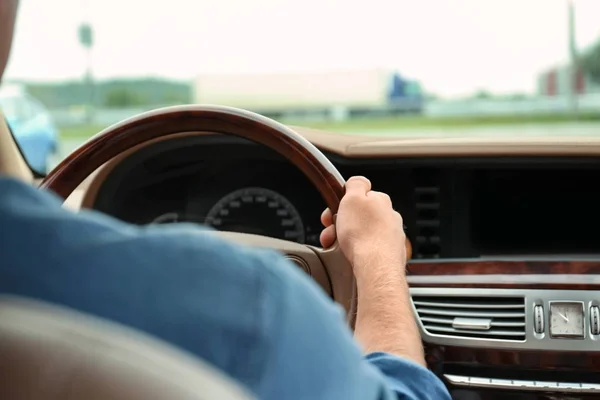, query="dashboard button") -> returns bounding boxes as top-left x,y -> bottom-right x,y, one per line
533,305 -> 544,334
590,306 -> 600,335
